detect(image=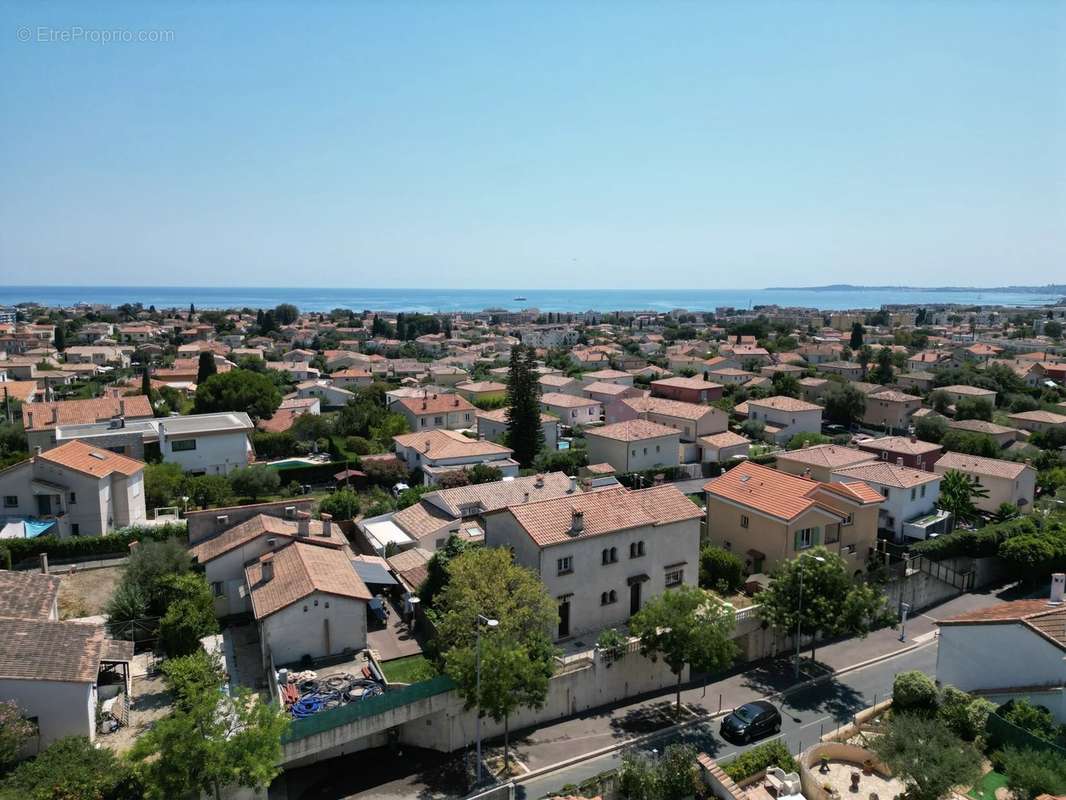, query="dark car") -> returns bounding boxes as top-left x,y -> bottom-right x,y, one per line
720,700 -> 781,743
